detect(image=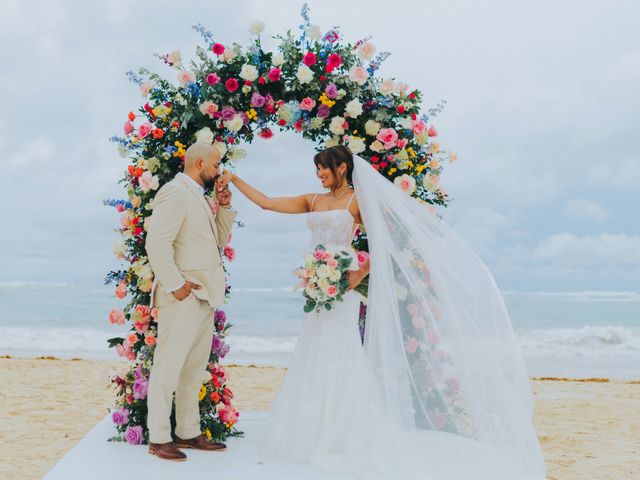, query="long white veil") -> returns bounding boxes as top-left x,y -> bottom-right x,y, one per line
352,155 -> 546,479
